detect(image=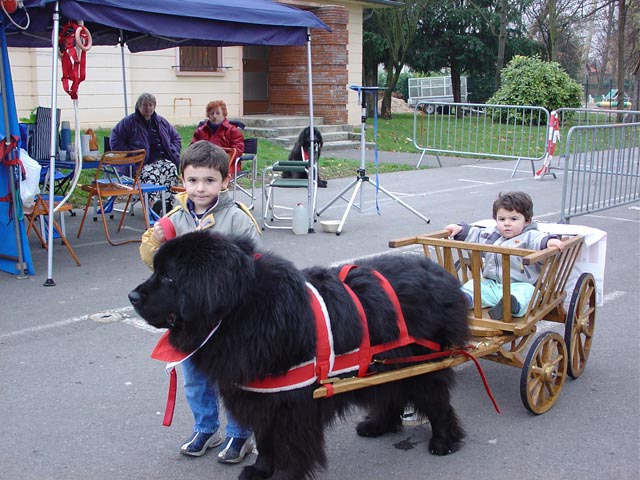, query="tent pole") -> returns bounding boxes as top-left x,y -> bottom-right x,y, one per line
45,1 -> 61,286
306,29 -> 315,233
119,30 -> 128,115
0,23 -> 27,278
